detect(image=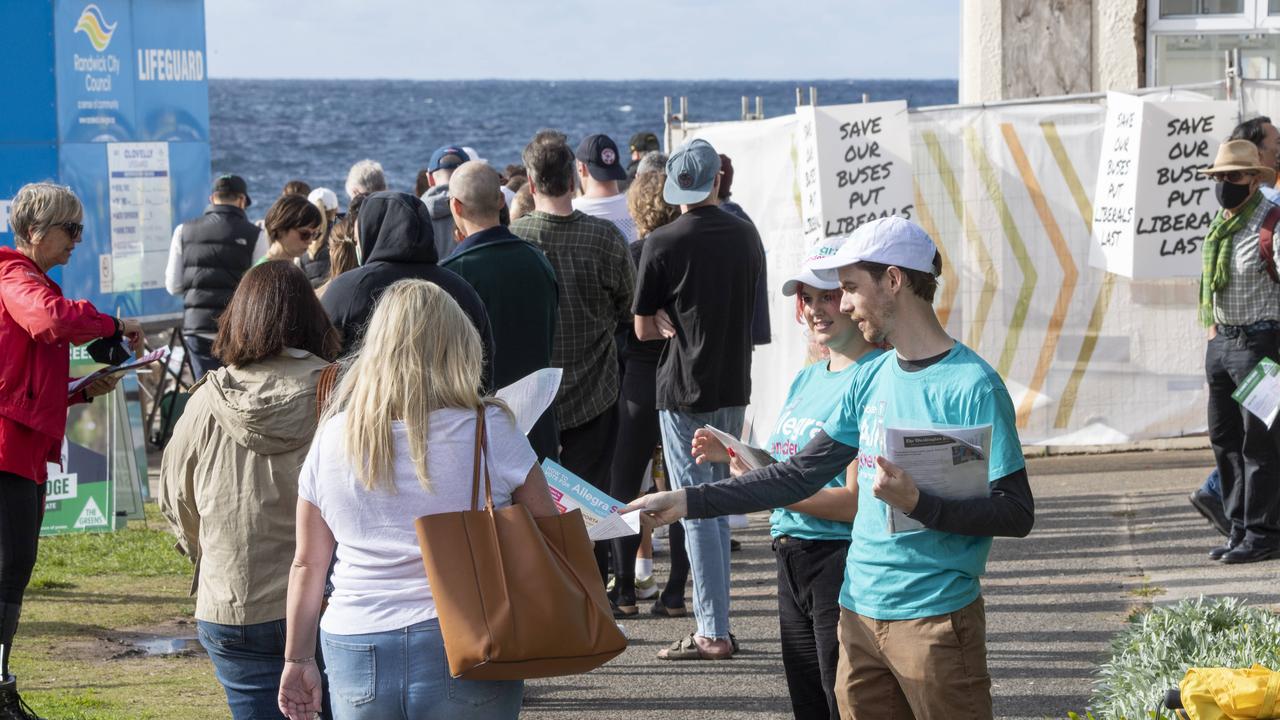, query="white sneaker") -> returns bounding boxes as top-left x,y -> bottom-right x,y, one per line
635,575 -> 659,600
